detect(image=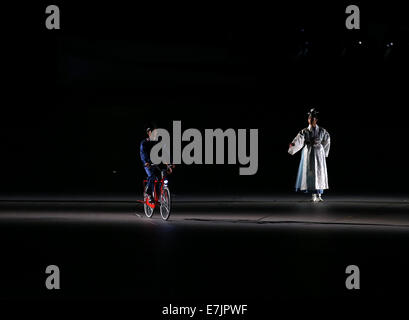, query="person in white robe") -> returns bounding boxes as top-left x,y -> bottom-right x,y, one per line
288,108 -> 330,202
